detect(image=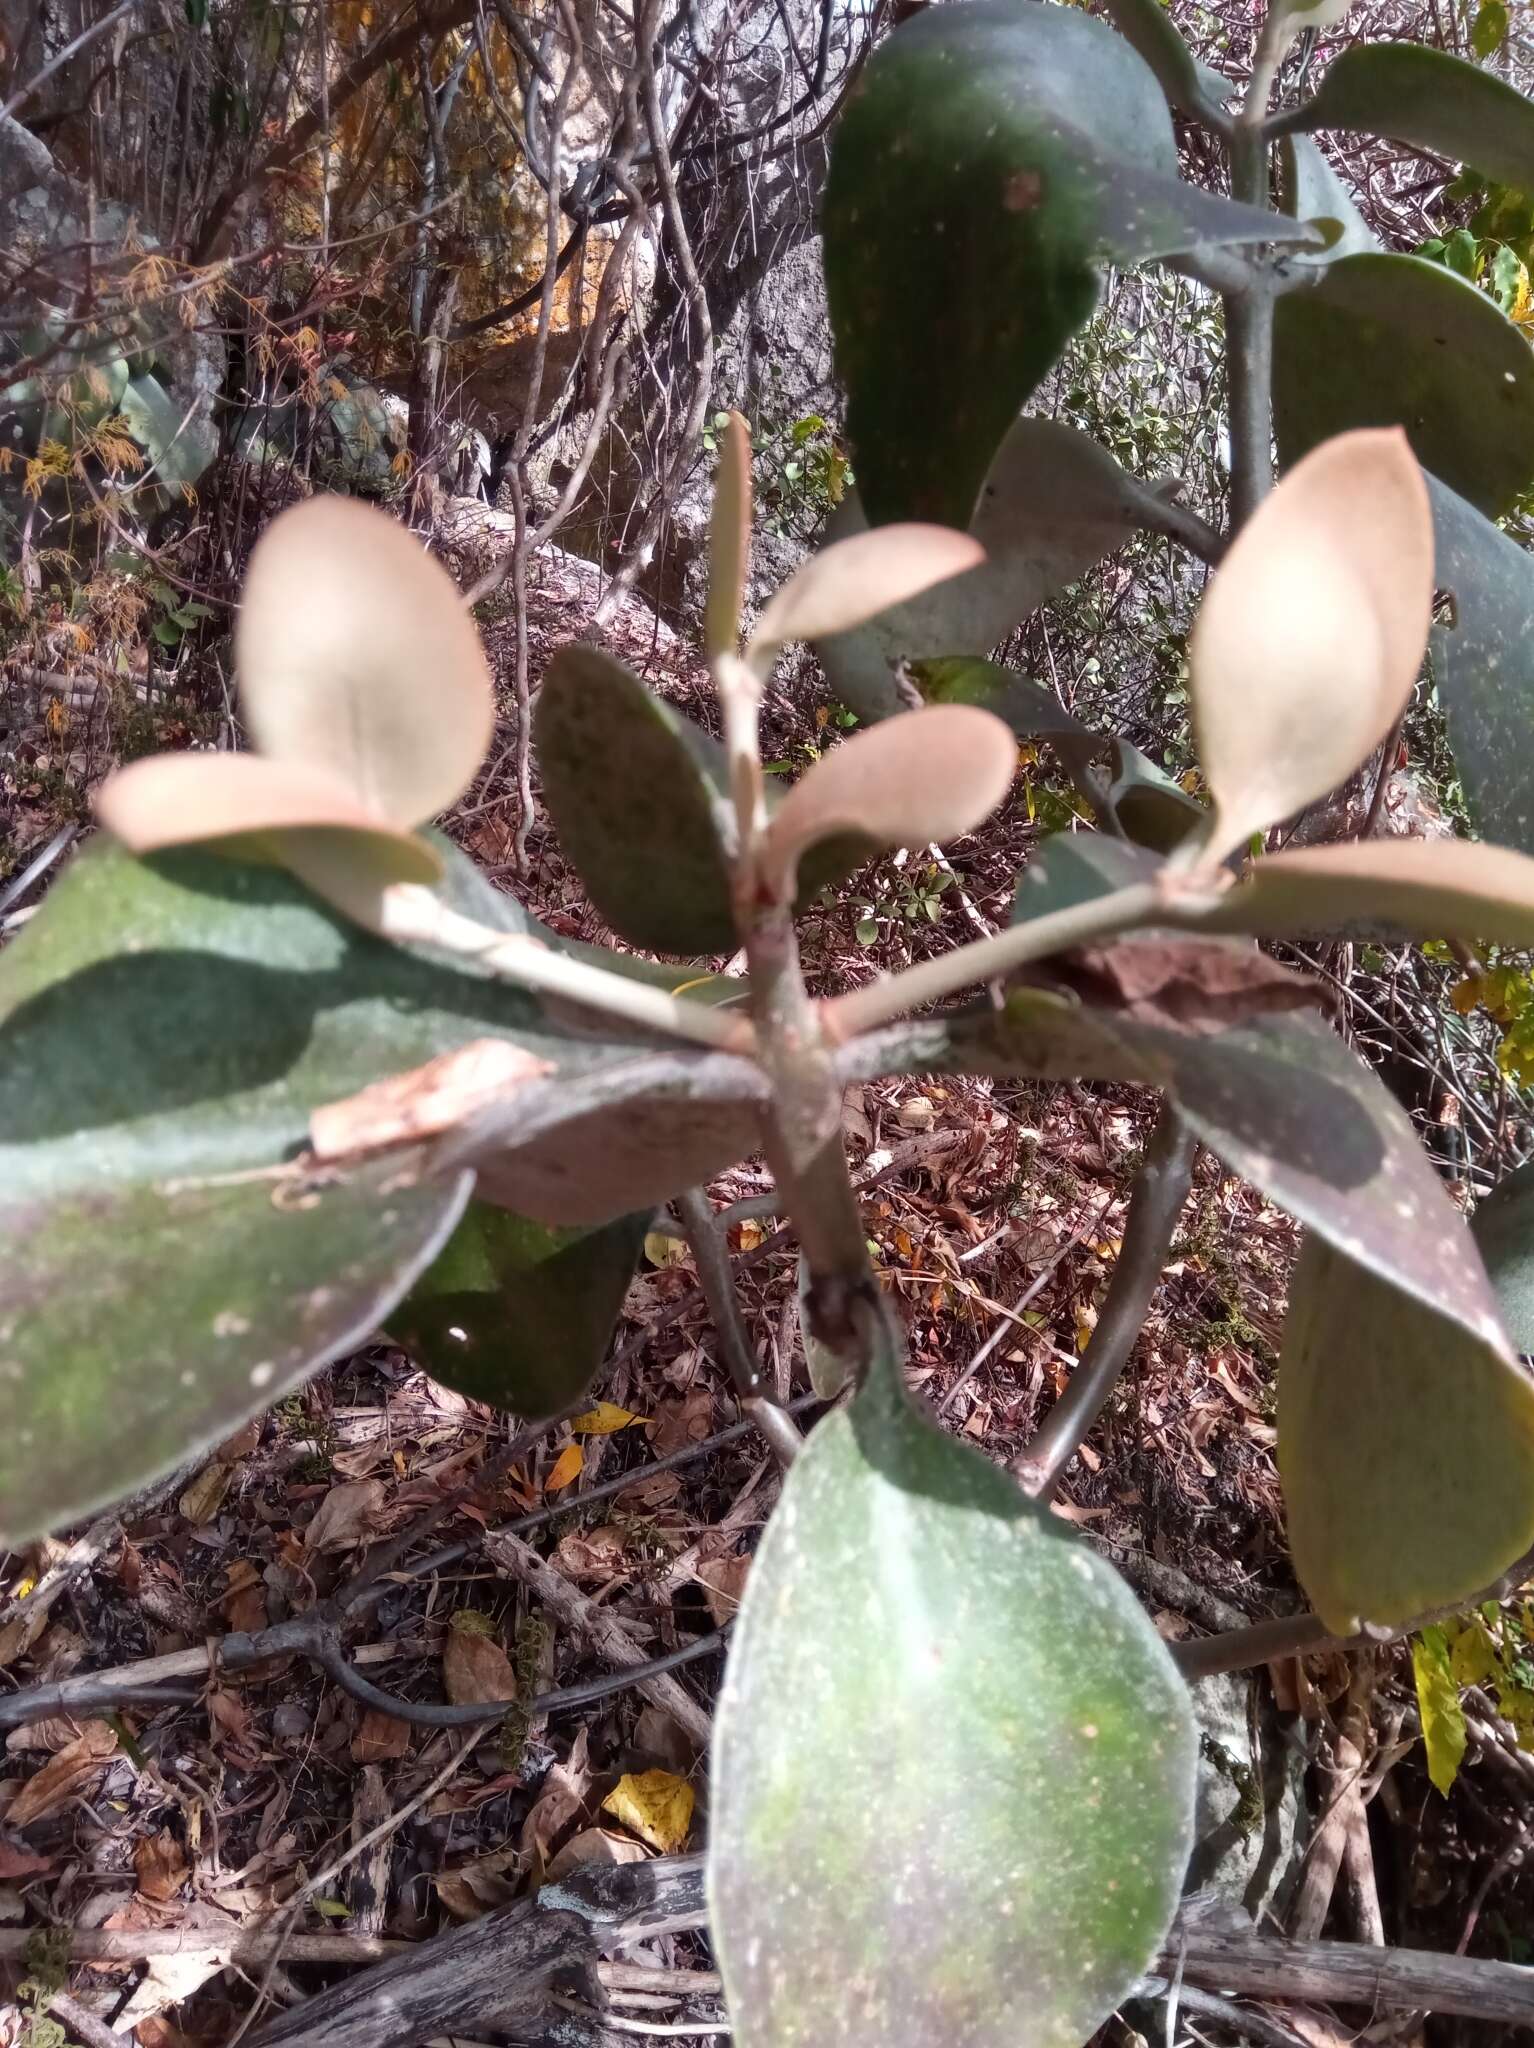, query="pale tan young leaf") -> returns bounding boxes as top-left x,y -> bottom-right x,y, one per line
760,705 -> 1016,896
746,525 -> 985,676
706,412 -> 753,662
1189,428 -> 1432,856
1197,833 -> 1534,948
92,751 -> 442,888
237,495 -> 493,826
